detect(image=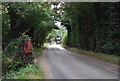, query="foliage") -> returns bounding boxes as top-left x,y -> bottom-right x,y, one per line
2,2 -> 56,48
63,33 -> 68,45
2,12 -> 11,48
4,64 -> 44,79
3,38 -> 45,79
62,2 -> 120,55
2,2 -> 58,79
2,34 -> 32,76
46,26 -> 67,43
3,34 -> 30,57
